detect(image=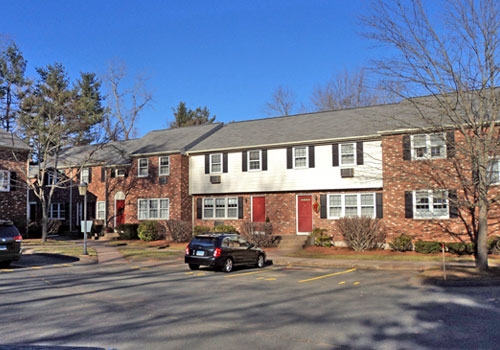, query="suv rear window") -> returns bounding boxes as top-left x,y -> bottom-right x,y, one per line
190,237 -> 218,248
0,225 -> 20,238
